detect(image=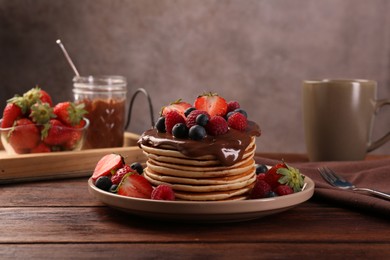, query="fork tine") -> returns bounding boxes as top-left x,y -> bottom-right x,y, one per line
318,167 -> 336,186
324,167 -> 347,182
